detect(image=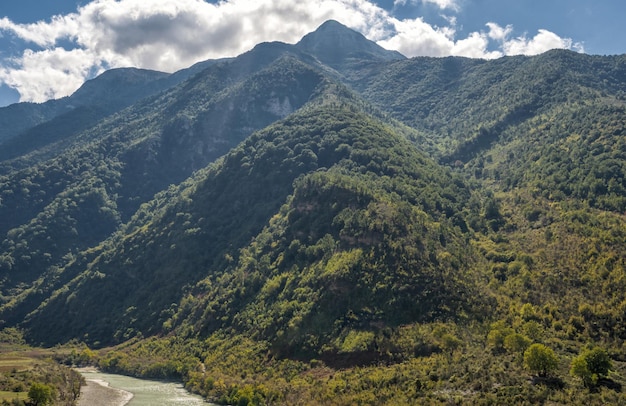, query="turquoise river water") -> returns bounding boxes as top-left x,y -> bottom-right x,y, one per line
79,370 -> 213,405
